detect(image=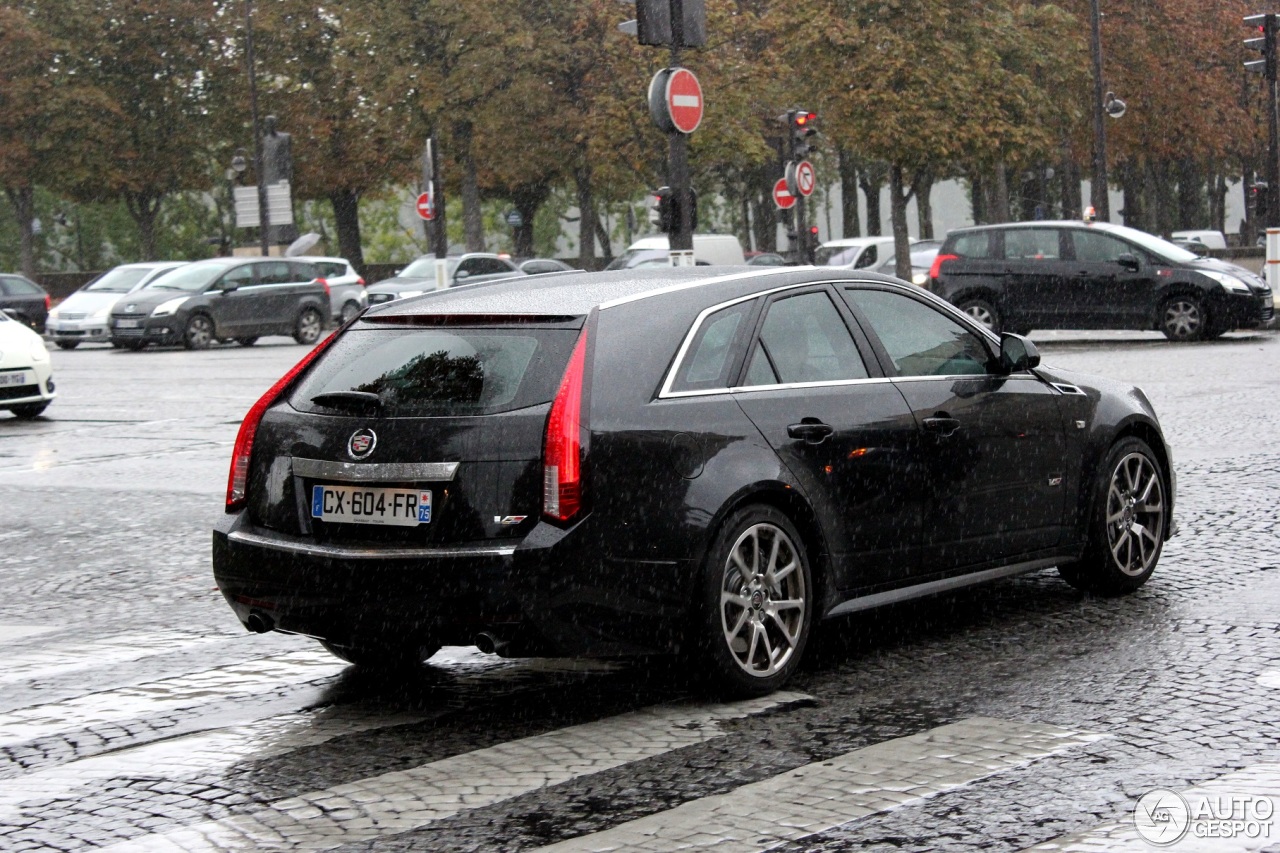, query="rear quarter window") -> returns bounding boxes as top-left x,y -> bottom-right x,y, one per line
290,326 -> 580,416
949,232 -> 995,259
